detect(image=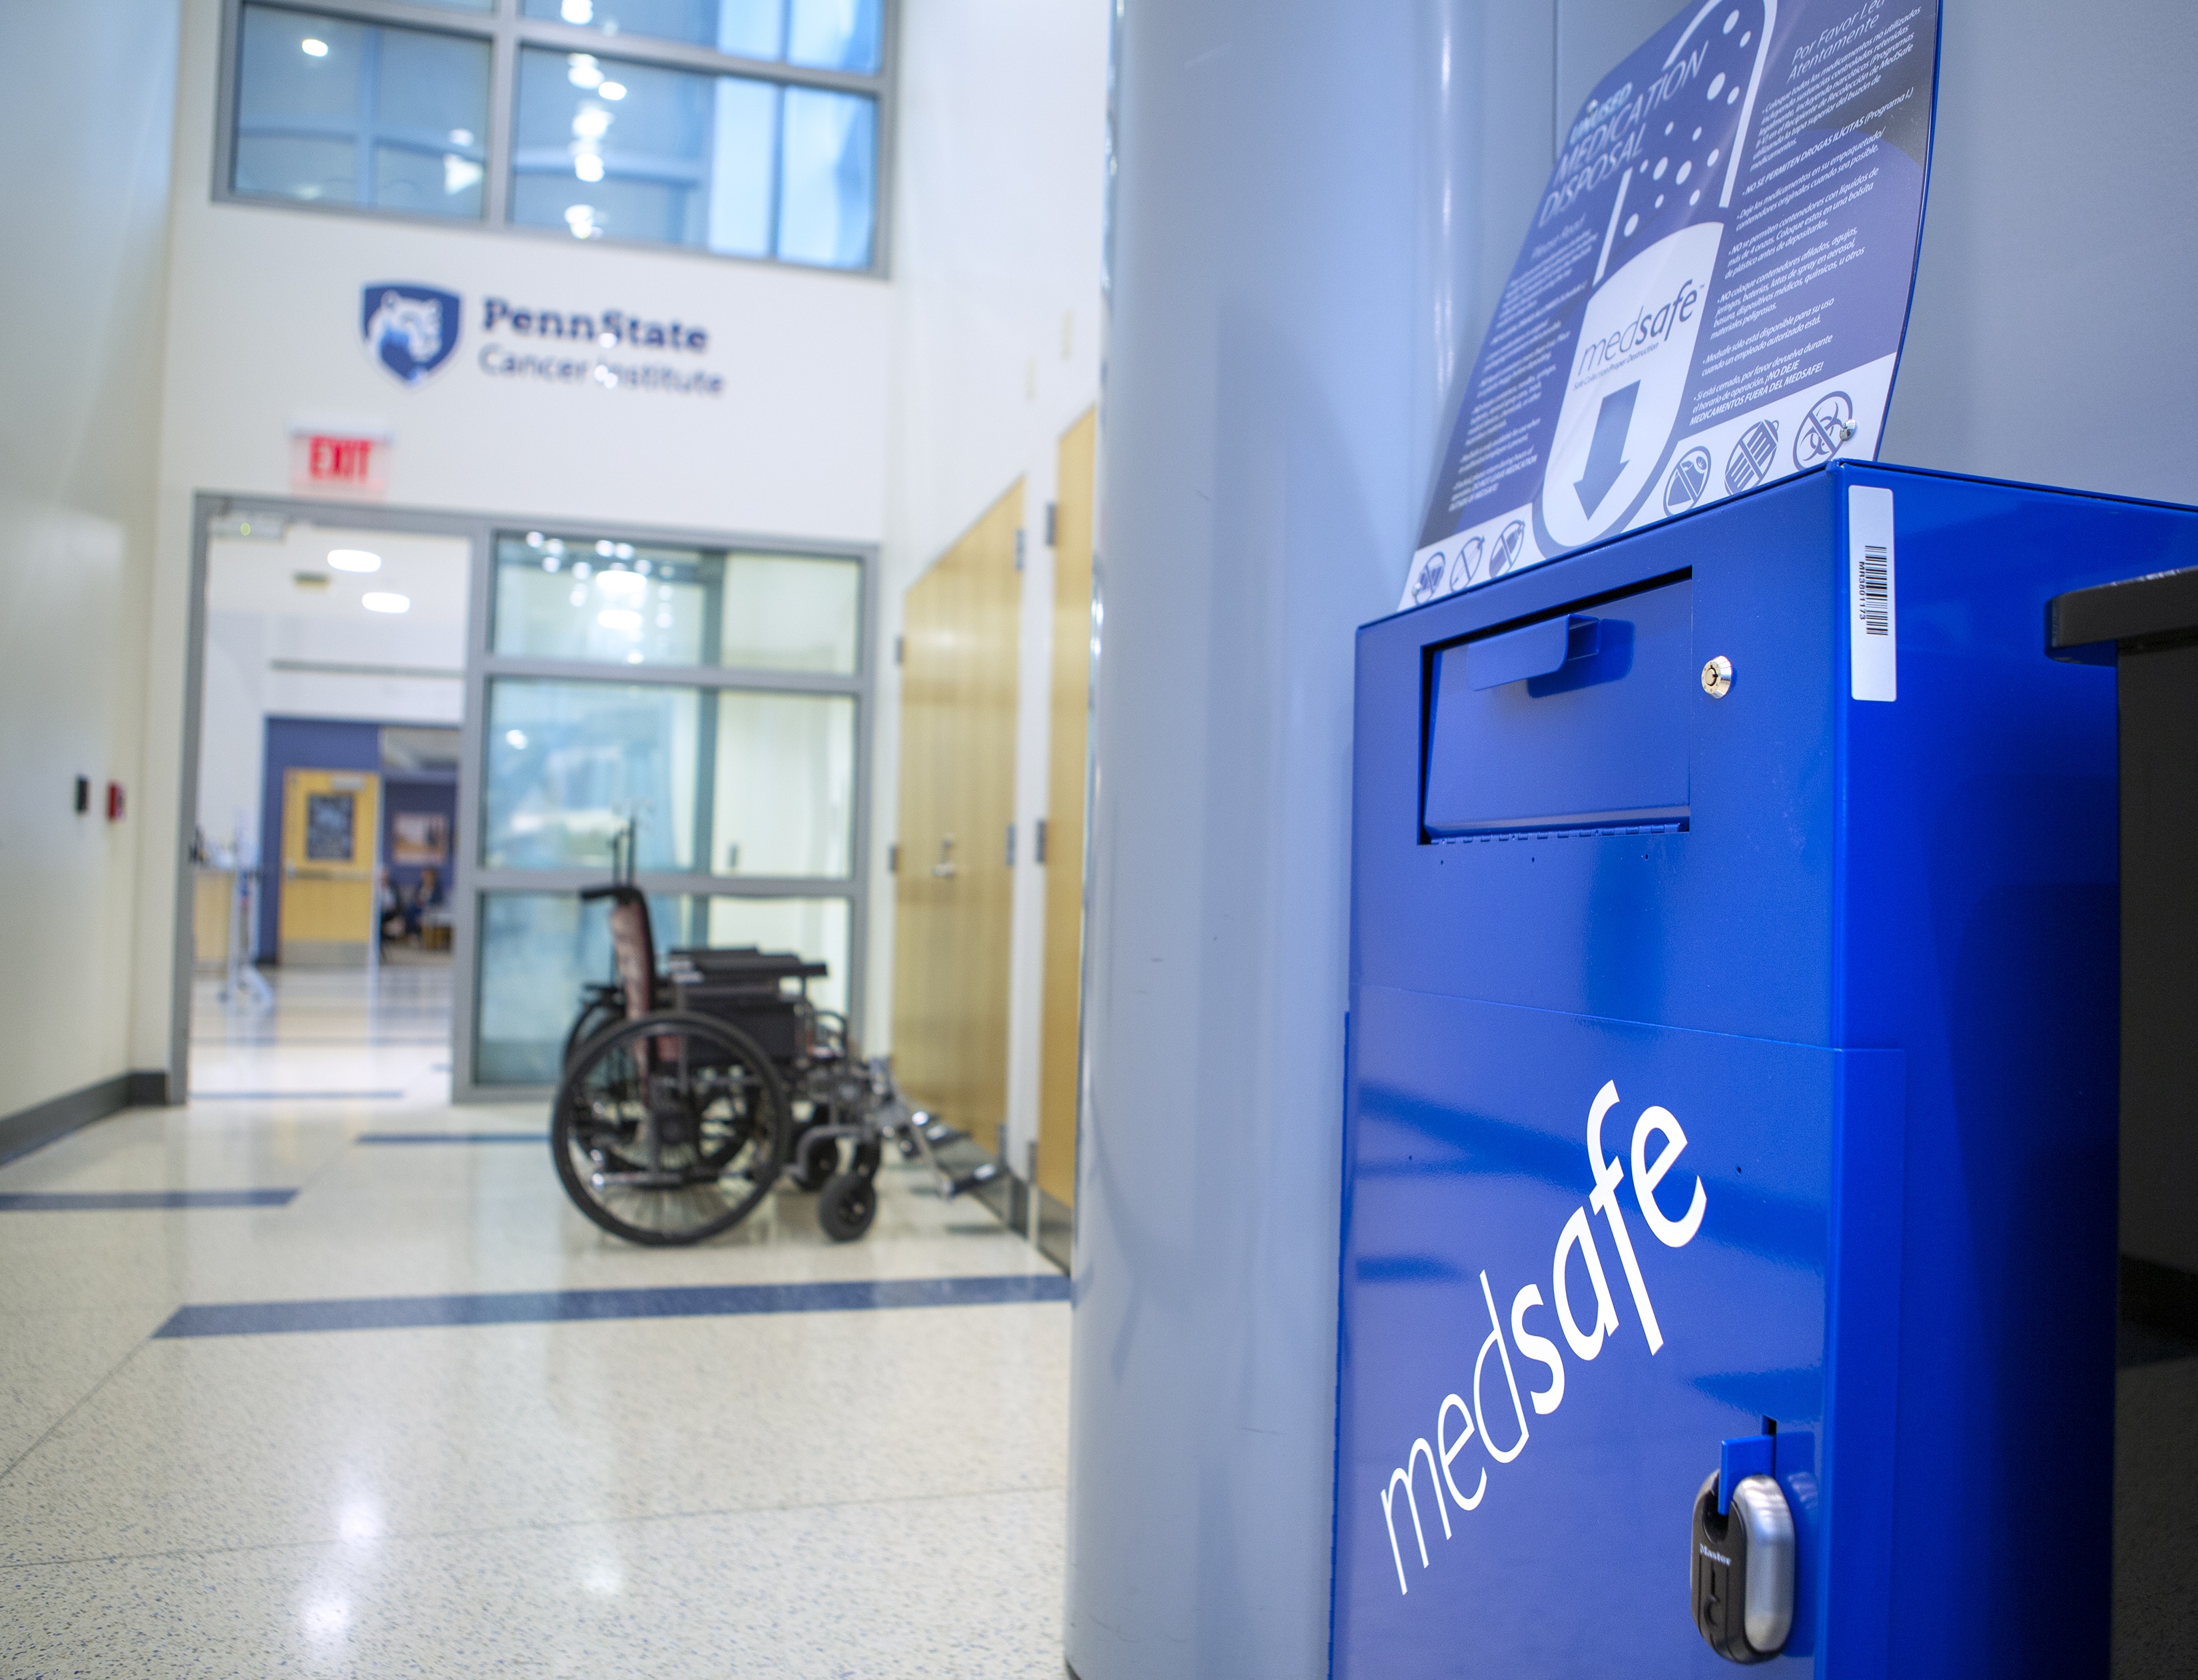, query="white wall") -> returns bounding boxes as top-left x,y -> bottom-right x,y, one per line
0,1 -> 181,1115
131,0 -> 900,1077
866,0 -> 1110,1184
